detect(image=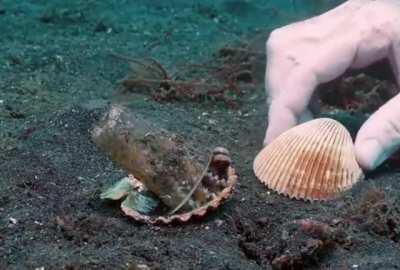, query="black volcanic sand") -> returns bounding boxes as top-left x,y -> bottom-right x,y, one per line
2,1 -> 400,269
